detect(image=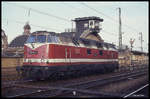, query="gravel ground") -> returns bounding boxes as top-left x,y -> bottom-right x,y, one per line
89,75 -> 148,94
2,68 -> 148,98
